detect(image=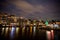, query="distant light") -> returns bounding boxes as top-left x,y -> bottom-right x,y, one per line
51,30 -> 54,40
10,27 -> 15,38
46,31 -> 50,34
51,30 -> 53,32
12,27 -> 15,31
45,20 -> 48,26
8,17 -> 11,18
16,27 -> 19,34
5,15 -> 7,16
16,27 -> 19,31
1,27 -> 5,35
6,25 -> 9,26
46,31 -> 51,40
2,27 -> 4,30
54,24 -> 59,28
33,27 -> 36,32
20,17 -> 23,19
33,23 -> 36,25
6,27 -> 8,30
5,27 -> 9,34
3,25 -> 5,26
